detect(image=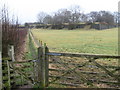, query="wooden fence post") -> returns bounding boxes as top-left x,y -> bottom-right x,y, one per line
37,44 -> 49,87
0,52 -> 2,89
7,60 -> 11,88
38,46 -> 44,87
7,45 -> 16,87
44,44 -> 49,87
11,46 -> 15,62
8,45 -> 15,62
33,61 -> 36,83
